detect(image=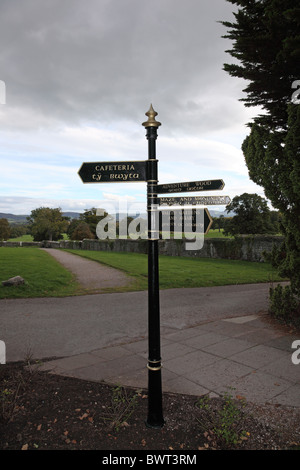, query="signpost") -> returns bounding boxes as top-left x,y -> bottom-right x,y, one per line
157,179 -> 224,194
158,195 -> 231,206
142,105 -> 164,428
78,104 -> 229,429
78,160 -> 148,183
159,207 -> 213,235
